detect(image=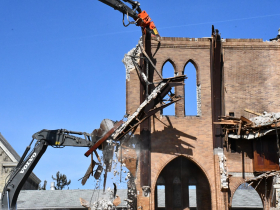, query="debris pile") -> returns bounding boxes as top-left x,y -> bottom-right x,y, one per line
215,110 -> 280,139
91,199 -> 114,209
250,112 -> 280,127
